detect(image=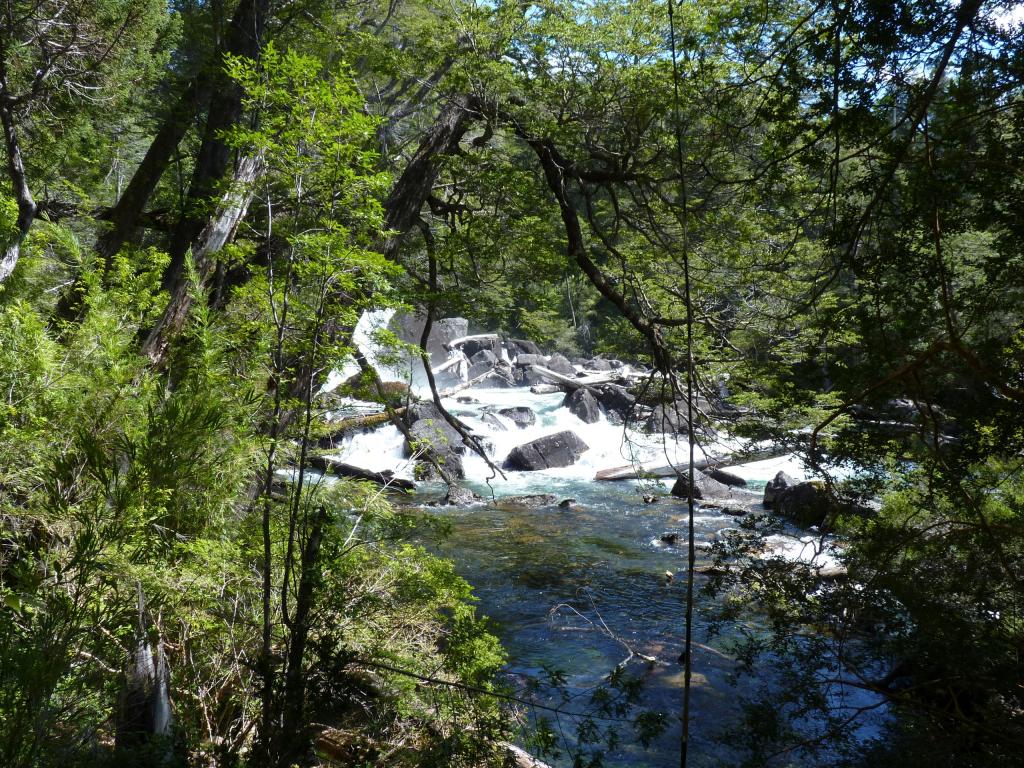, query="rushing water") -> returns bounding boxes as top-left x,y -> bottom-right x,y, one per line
326,375 -> 851,766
